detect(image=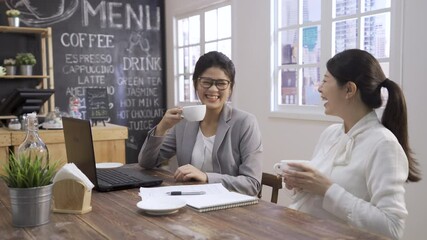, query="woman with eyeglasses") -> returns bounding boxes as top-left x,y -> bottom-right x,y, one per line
138,51 -> 263,196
